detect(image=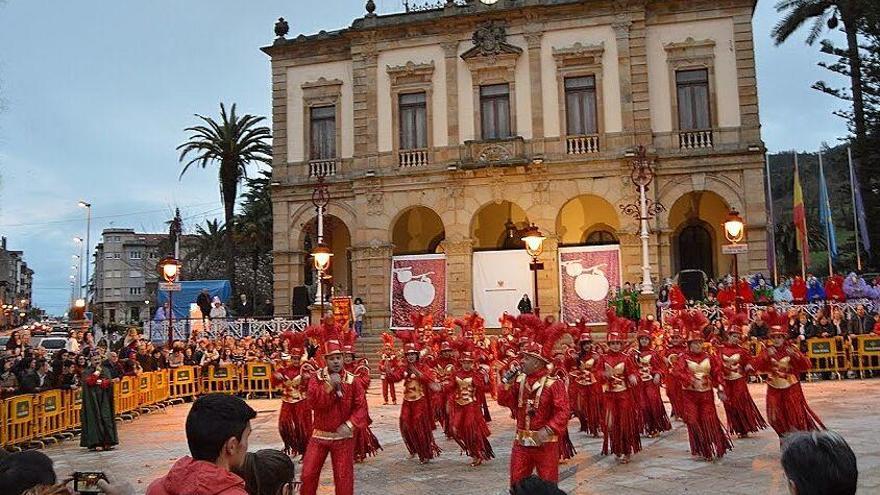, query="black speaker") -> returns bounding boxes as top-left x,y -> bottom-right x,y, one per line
292,286 -> 310,317
678,270 -> 706,302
